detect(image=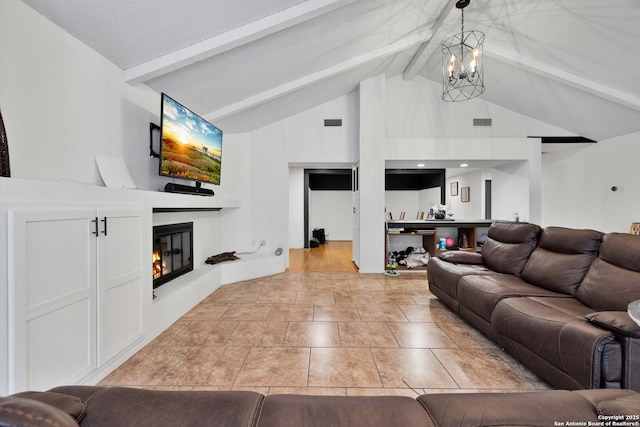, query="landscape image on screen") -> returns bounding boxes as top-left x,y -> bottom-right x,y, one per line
160,94 -> 222,184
